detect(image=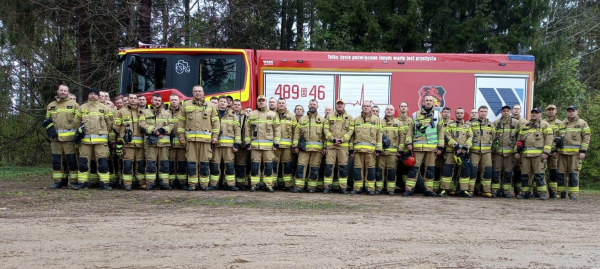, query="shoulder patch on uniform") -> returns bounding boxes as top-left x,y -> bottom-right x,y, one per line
371,121 -> 375,125
575,125 -> 581,128
287,117 -> 291,120
100,109 -> 105,113
50,106 -> 56,110
67,106 -> 73,109
393,124 -> 398,127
